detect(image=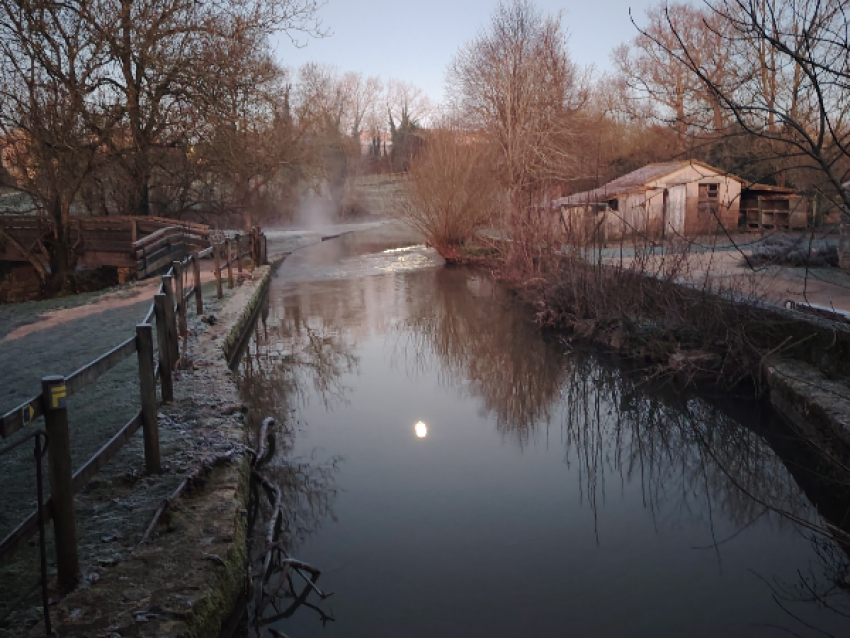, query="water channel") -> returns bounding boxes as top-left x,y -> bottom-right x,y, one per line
235,225 -> 850,637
